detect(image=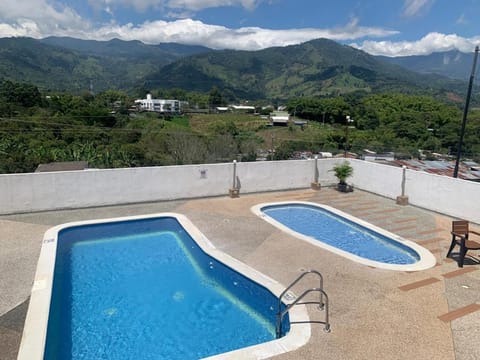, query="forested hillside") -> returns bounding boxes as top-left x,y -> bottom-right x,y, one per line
377,50 -> 475,80
0,37 -> 211,93
0,37 -> 475,103
147,38 -> 472,101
